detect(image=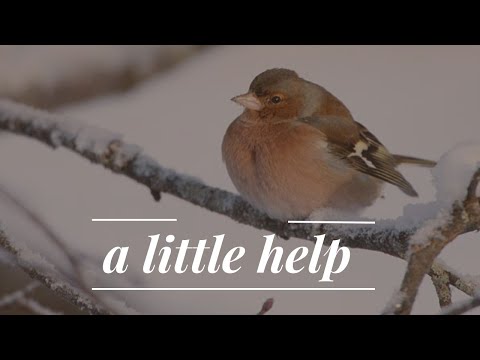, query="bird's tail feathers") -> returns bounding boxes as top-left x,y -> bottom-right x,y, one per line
393,154 -> 437,168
